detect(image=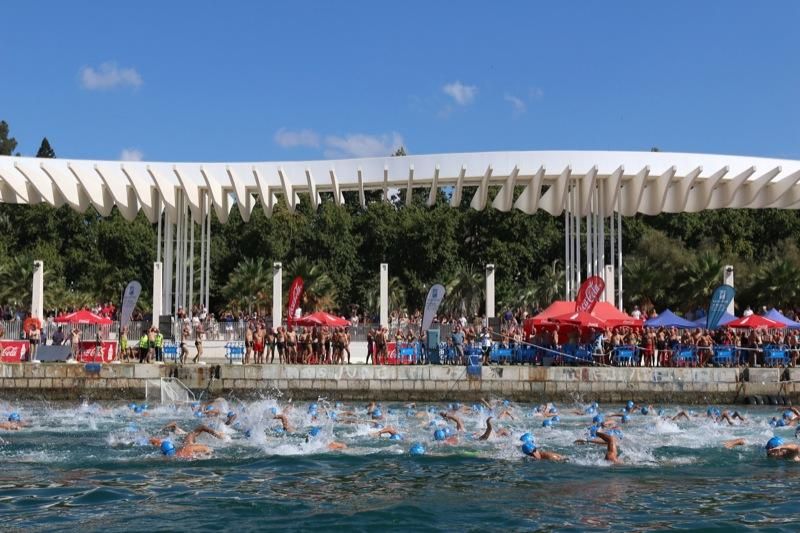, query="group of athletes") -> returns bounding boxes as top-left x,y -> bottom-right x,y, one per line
242,325 -> 352,365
